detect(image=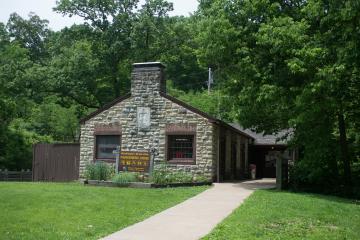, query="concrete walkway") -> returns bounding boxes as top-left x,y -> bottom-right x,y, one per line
101,179 -> 275,240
